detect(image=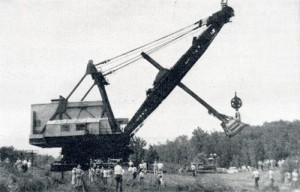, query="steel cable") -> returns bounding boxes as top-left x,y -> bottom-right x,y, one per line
102,26 -> 204,75
95,22 -> 199,66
